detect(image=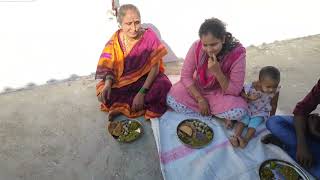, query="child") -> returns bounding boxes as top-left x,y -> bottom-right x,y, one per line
229,66 -> 281,148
